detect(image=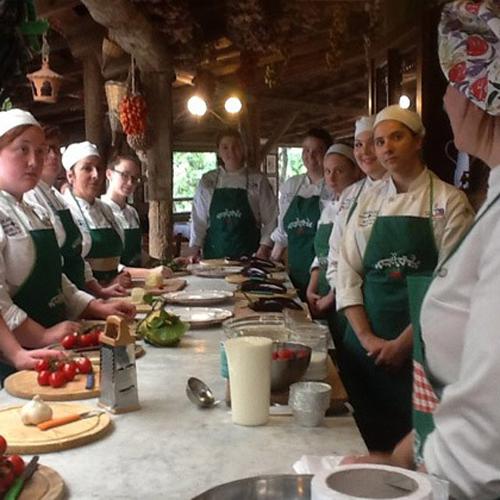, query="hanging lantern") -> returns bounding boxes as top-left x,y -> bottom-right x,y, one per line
26,35 -> 63,103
